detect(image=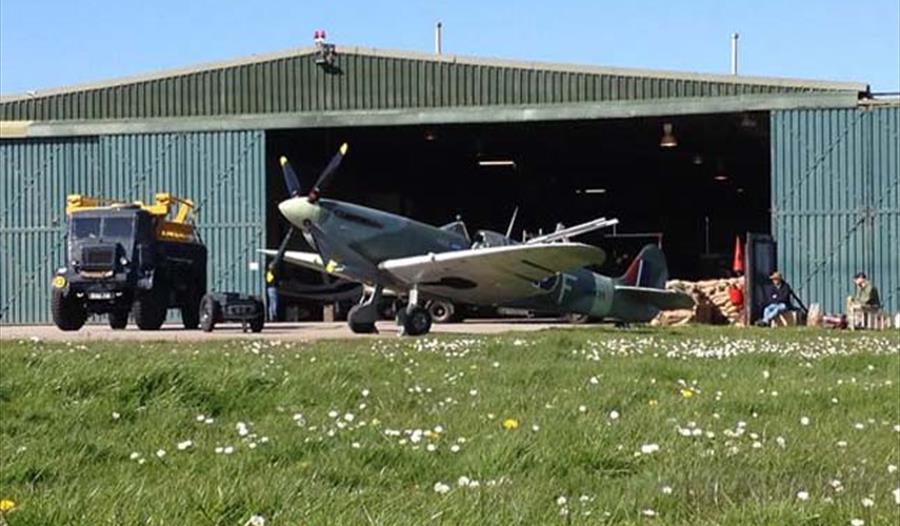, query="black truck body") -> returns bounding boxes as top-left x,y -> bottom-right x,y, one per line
51,202 -> 207,331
